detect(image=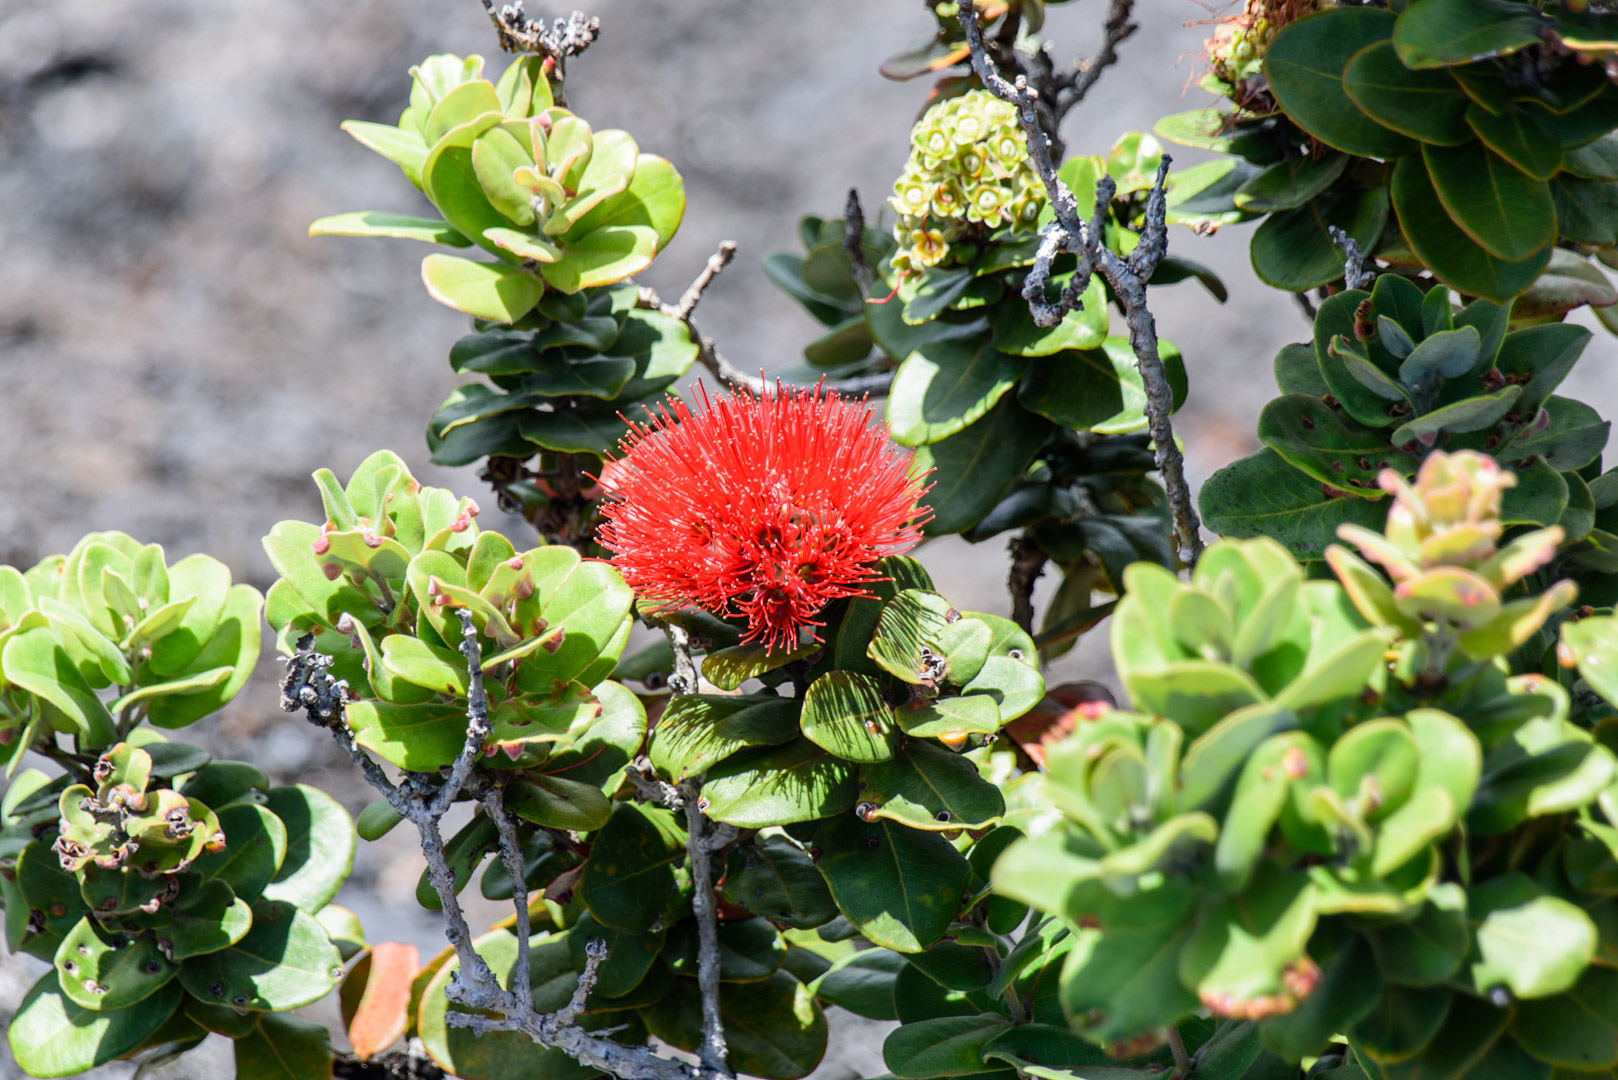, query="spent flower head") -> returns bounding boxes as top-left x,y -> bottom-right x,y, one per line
597,382 -> 930,652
